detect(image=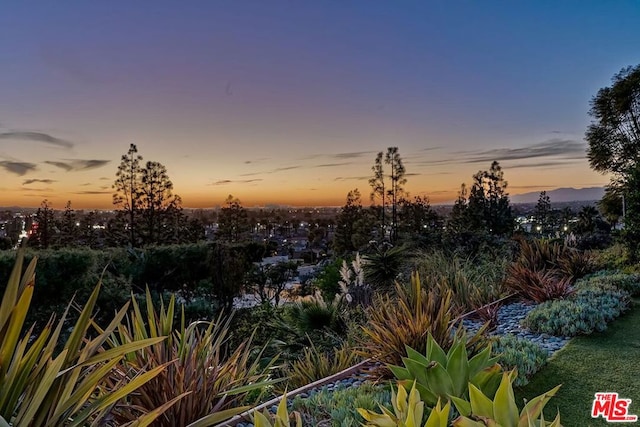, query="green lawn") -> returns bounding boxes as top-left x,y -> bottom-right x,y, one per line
515,299 -> 640,426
